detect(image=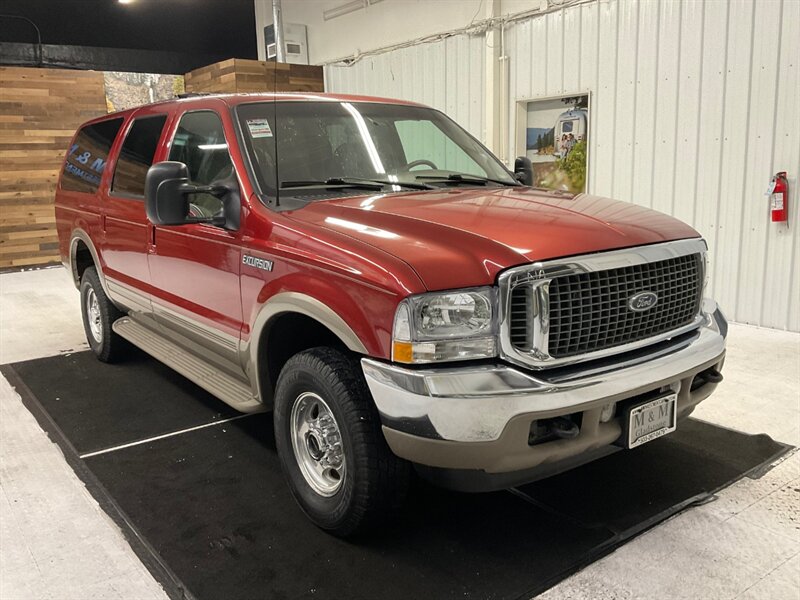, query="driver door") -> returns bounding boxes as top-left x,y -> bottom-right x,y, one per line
147,105 -> 244,374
